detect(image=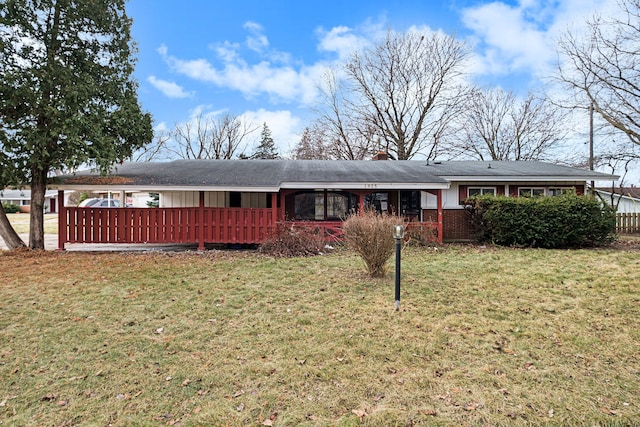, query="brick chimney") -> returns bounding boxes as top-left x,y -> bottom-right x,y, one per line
372,151 -> 388,161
